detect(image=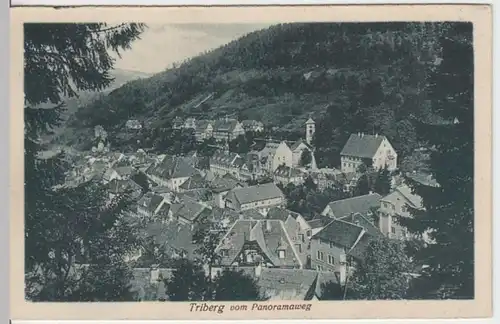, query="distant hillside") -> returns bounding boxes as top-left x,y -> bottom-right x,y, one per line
45,69 -> 151,142
61,22 -> 449,161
